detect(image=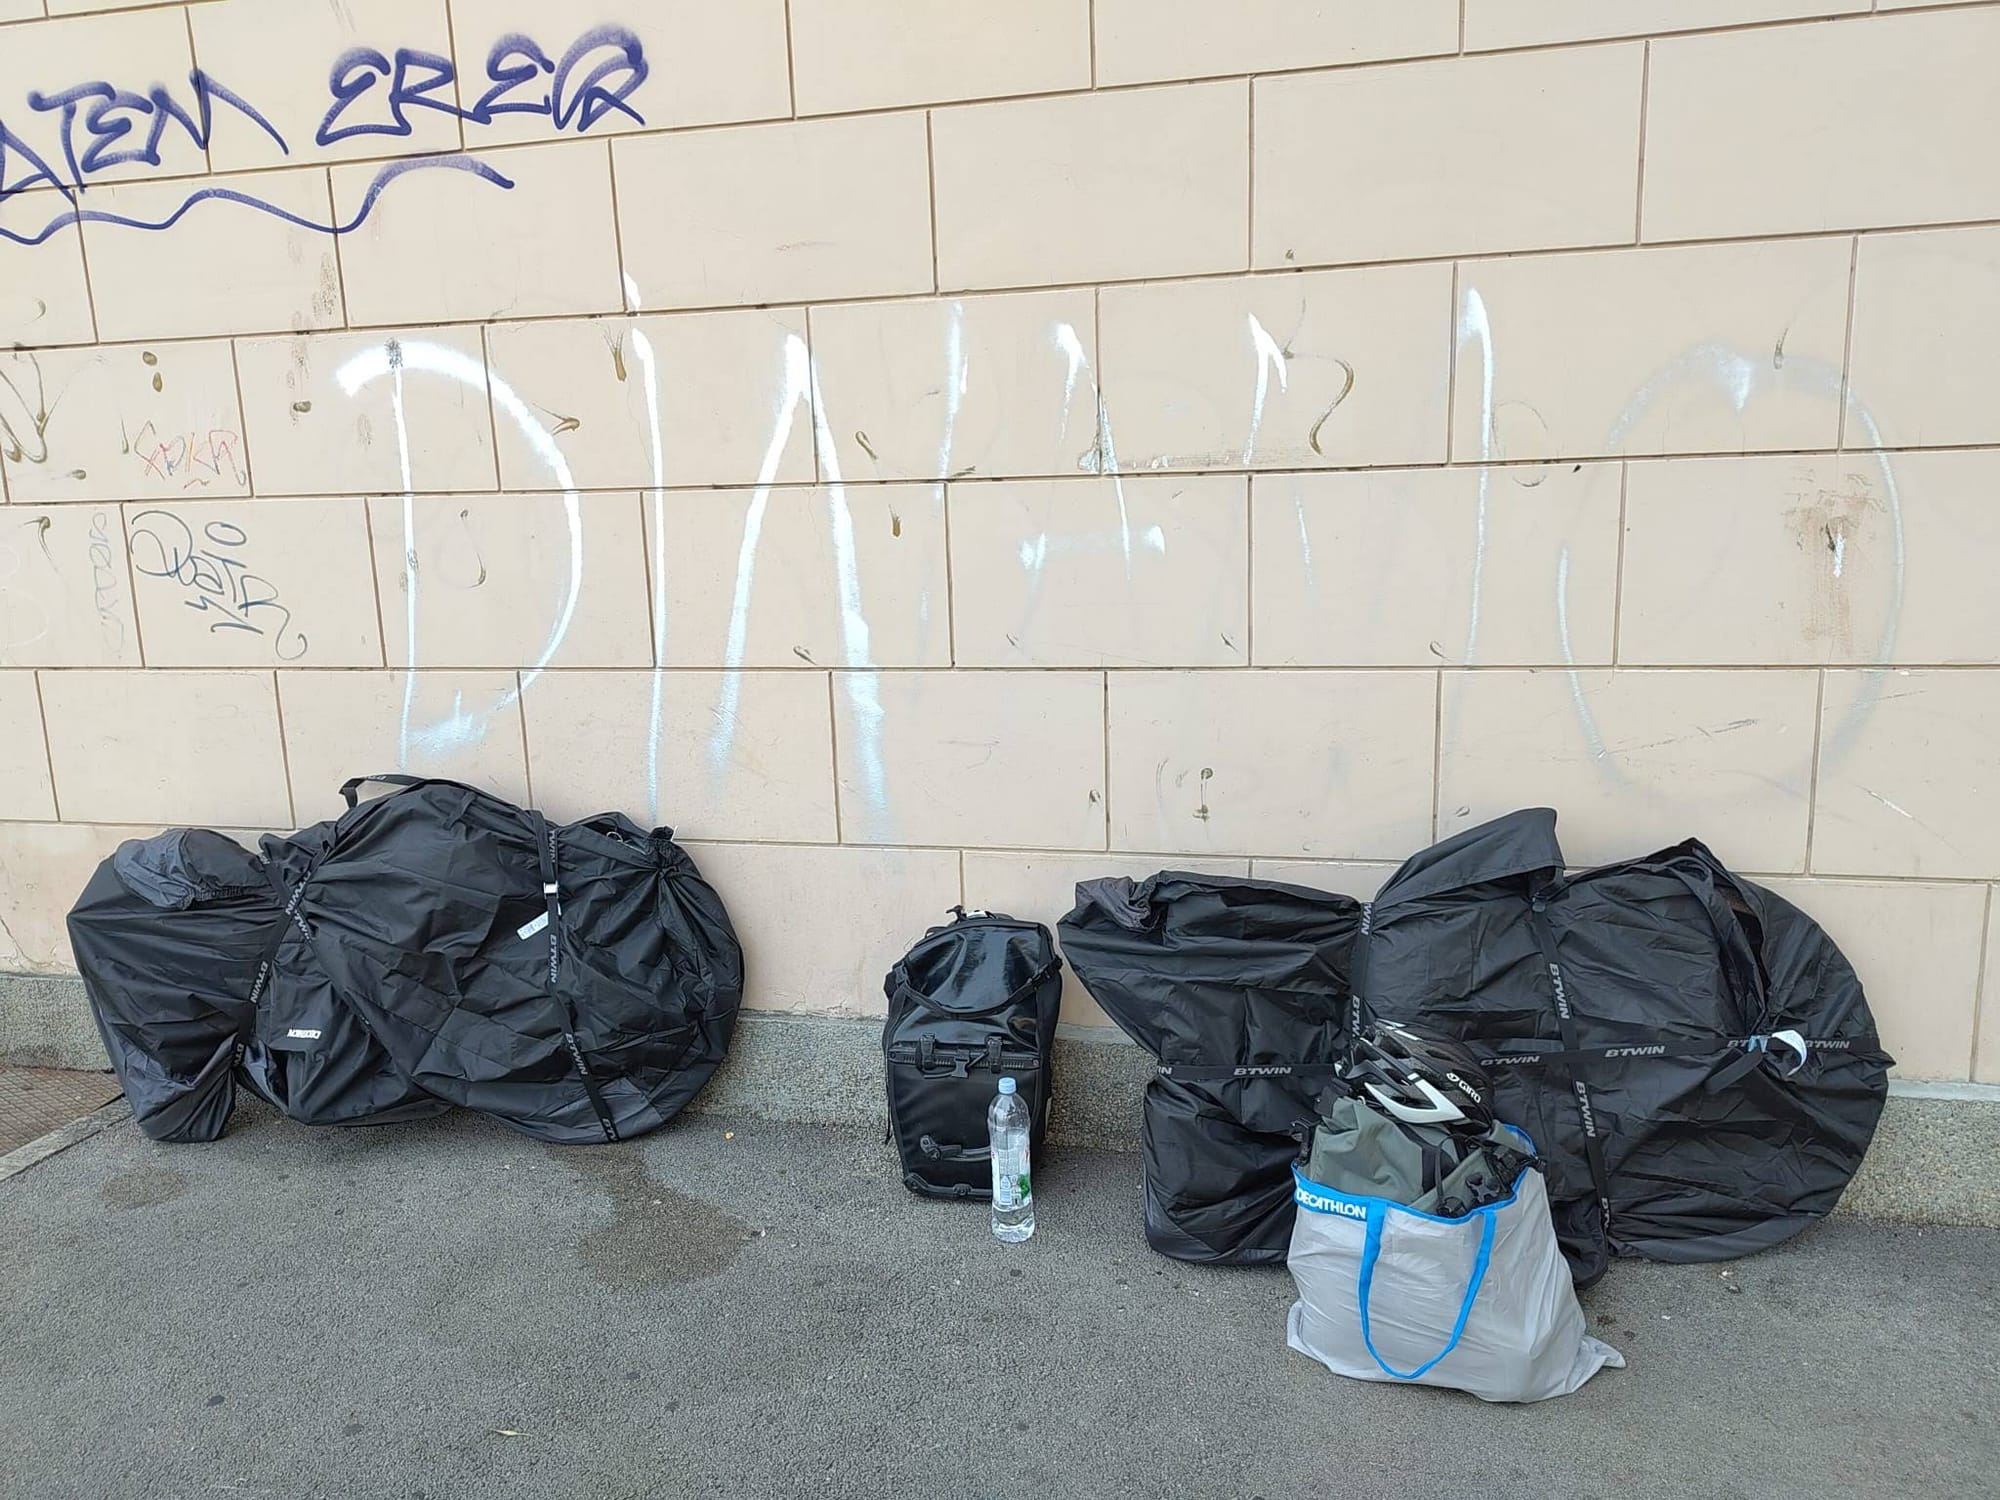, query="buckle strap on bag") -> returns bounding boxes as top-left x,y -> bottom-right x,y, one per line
531,811 -> 619,1144
238,854 -> 327,1067
1522,895 -> 1615,1240
919,1135 -> 990,1163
